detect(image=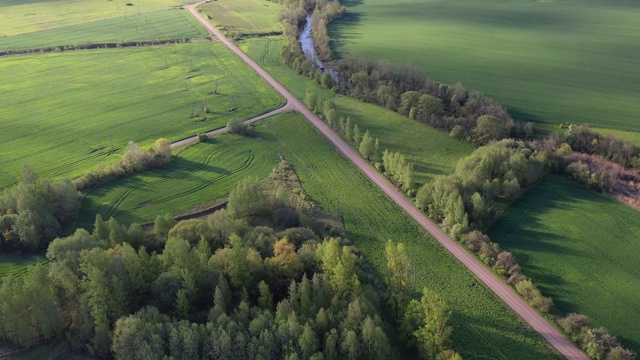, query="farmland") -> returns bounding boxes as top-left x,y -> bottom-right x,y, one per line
0,41 -> 283,189
330,0 -> 640,131
254,113 -> 559,359
199,0 -> 284,36
78,126 -> 282,227
490,176 -> 640,352
0,9 -> 207,53
239,37 -> 474,186
0,0 -> 192,36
